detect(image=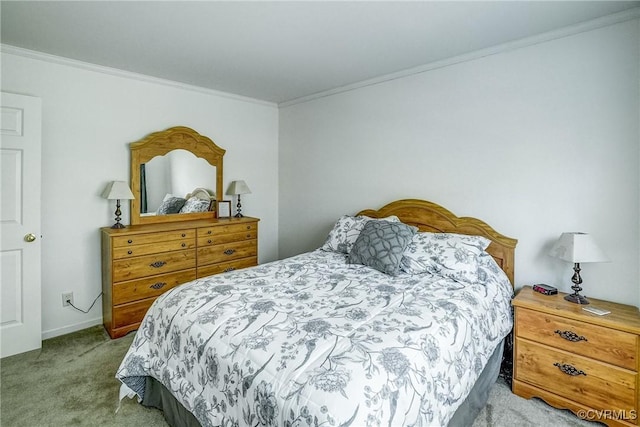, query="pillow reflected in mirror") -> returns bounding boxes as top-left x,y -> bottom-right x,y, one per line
156,196 -> 186,215
180,197 -> 211,213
